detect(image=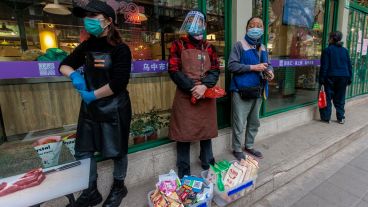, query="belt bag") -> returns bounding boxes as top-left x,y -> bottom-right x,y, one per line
234,73 -> 263,99
237,86 -> 262,99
